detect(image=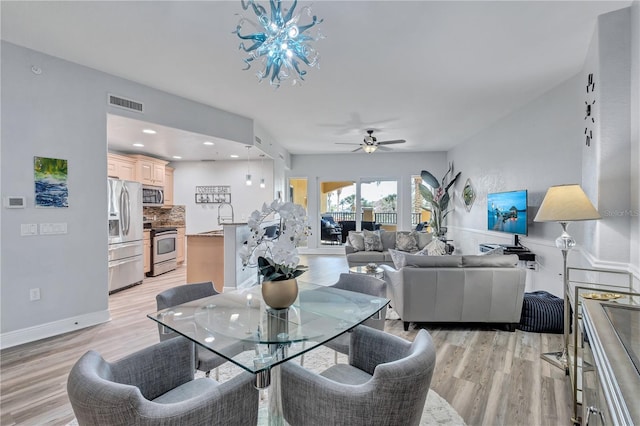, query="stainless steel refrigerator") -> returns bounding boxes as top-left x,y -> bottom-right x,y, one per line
108,178 -> 144,293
